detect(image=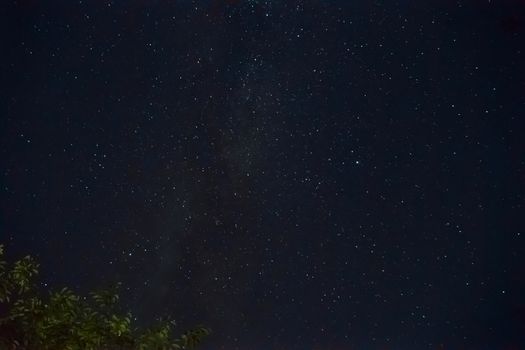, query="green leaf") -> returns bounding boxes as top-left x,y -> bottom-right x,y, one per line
0,243 -> 210,350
